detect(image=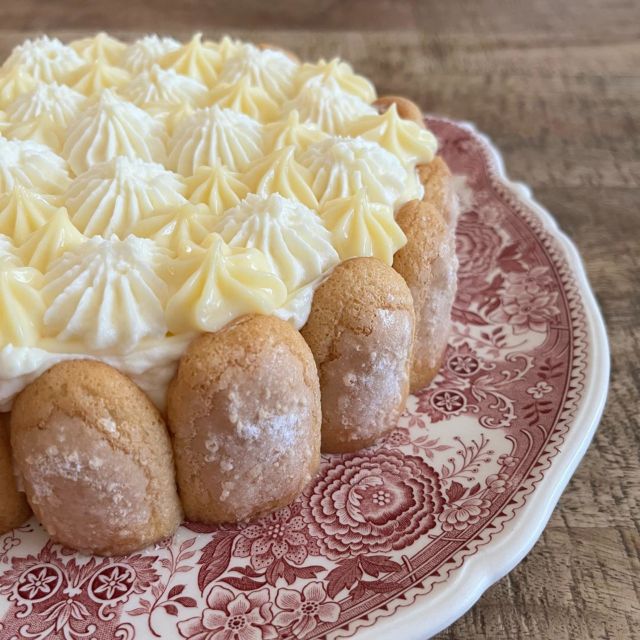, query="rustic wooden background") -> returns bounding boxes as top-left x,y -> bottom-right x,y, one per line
1,0 -> 638,638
